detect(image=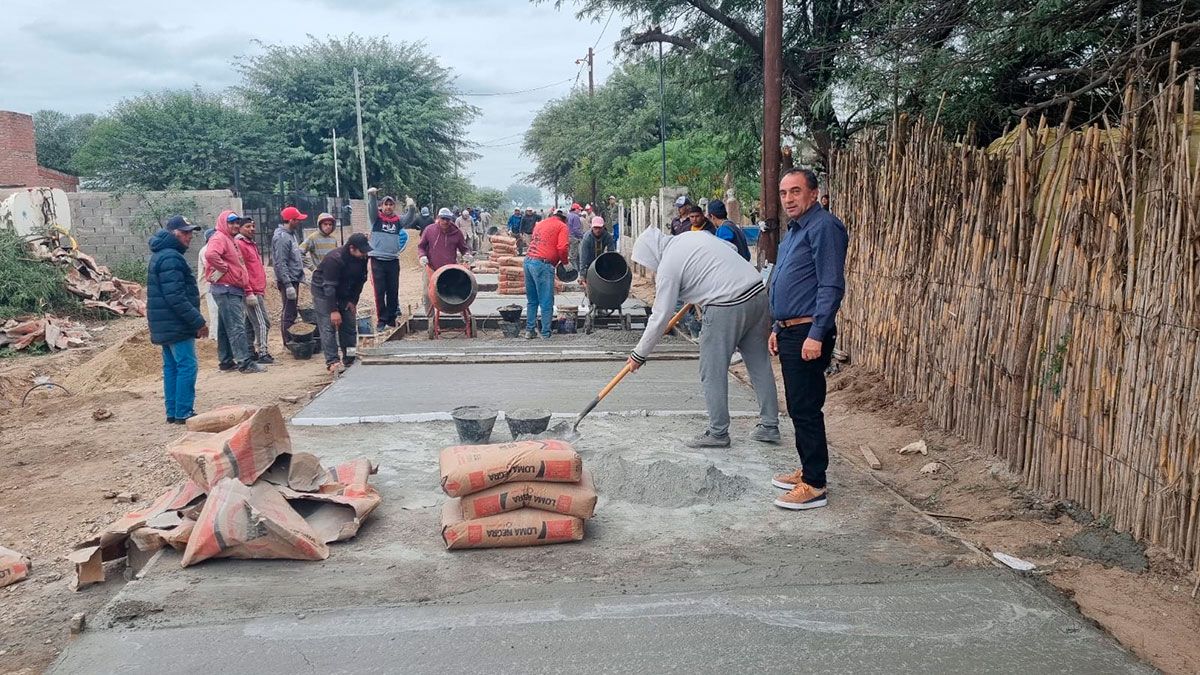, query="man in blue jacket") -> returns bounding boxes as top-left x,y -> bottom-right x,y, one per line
147,215 -> 208,424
